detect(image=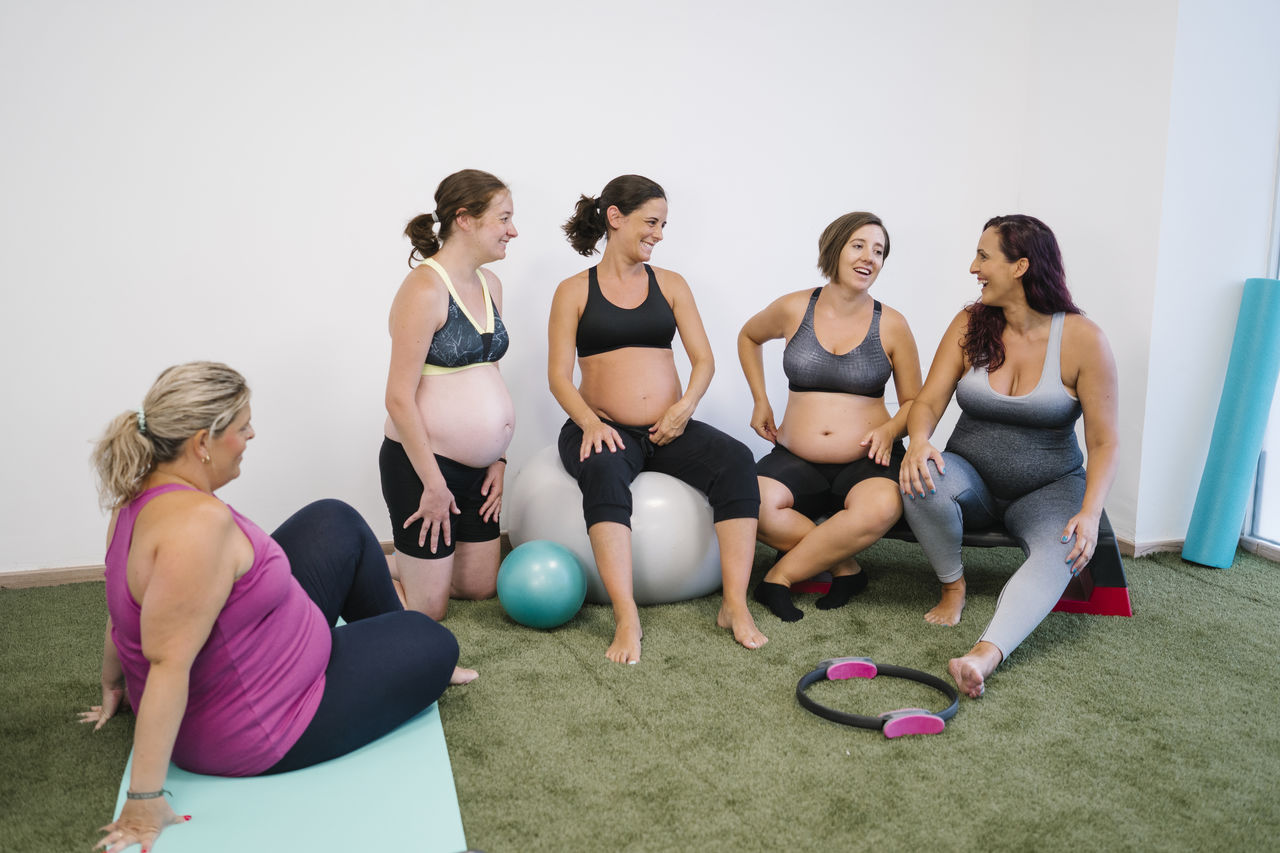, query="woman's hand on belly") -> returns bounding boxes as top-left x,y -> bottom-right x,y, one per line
579,349 -> 682,427
648,399 -> 693,446
776,392 -> 891,463
750,400 -> 778,443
